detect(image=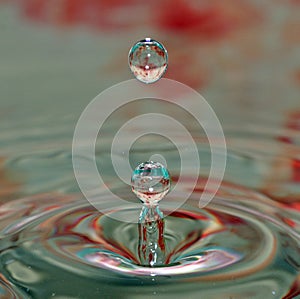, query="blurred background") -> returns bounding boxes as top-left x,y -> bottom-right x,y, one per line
0,0 -> 299,203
